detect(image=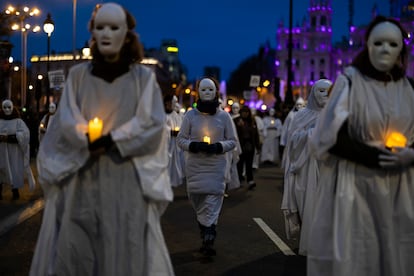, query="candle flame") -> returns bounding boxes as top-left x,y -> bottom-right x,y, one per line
385,132 -> 407,148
